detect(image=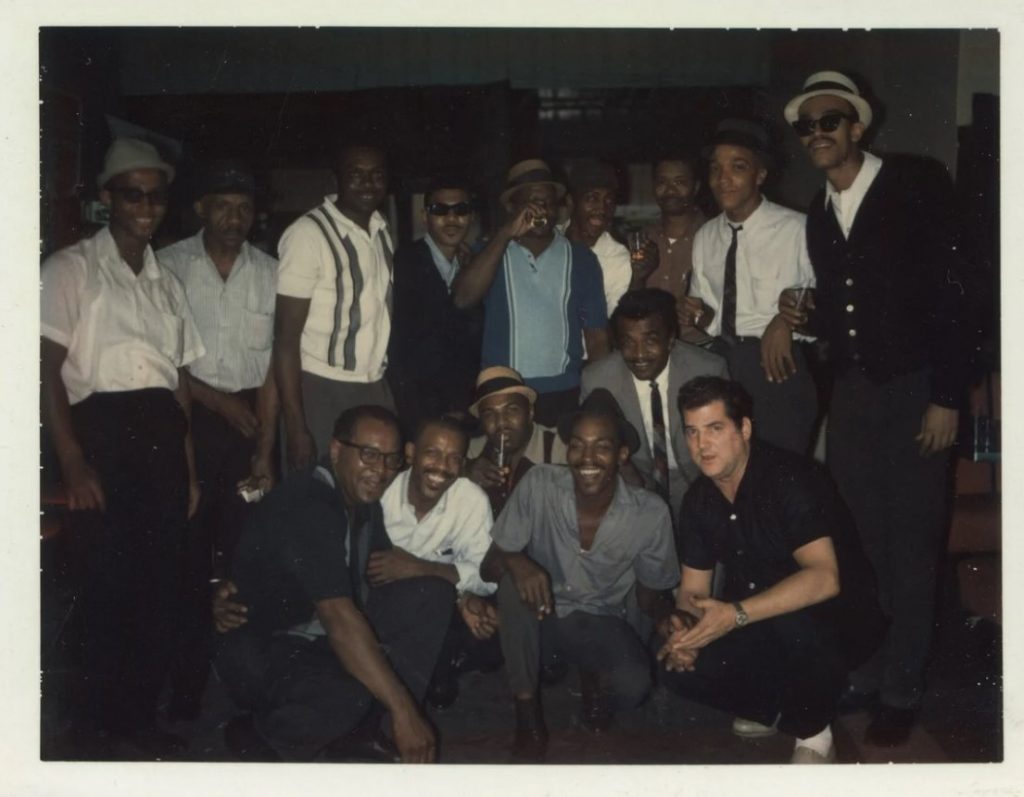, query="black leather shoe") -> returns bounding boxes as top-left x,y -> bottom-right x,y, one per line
865,705 -> 917,747
425,675 -> 459,710
511,697 -> 548,763
836,684 -> 880,715
118,726 -> 188,760
324,727 -> 401,763
578,669 -> 611,732
224,714 -> 281,762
